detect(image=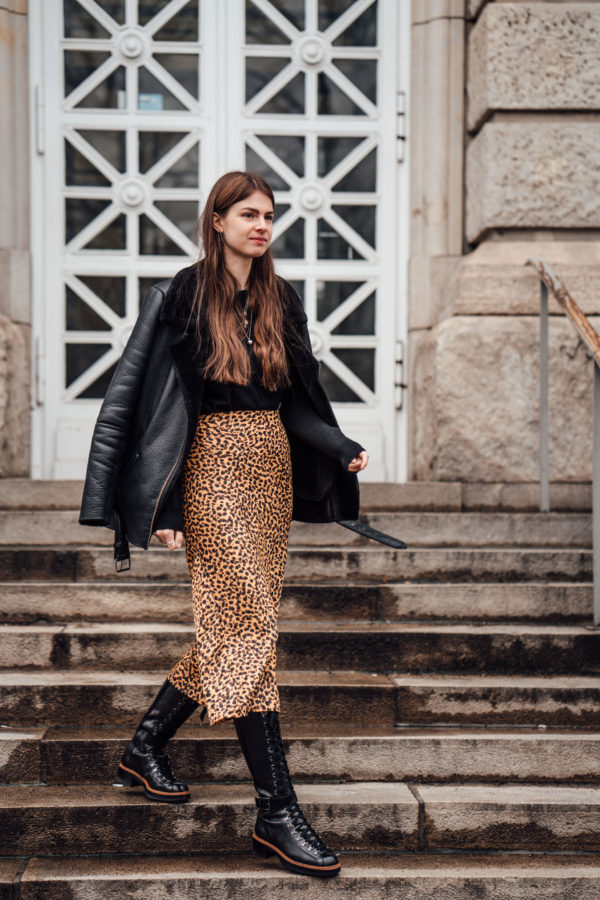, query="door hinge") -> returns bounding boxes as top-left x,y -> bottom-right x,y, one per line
395,339 -> 407,410
34,84 -> 45,155
396,90 -> 406,163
